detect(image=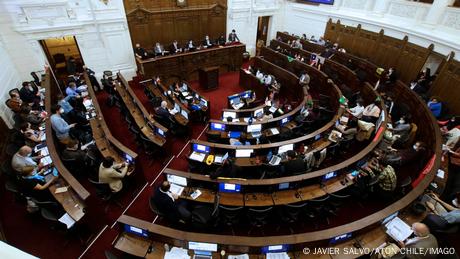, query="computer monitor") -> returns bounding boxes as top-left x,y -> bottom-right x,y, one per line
278,182 -> 290,190
278,144 -> 294,154
241,91 -> 252,99
254,108 -> 264,118
124,224 -> 148,238
181,109 -> 188,120
166,174 -> 187,186
323,171 -> 337,181
329,233 -> 352,245
222,111 -> 236,119
192,144 -> 210,153
188,242 -> 218,252
124,153 -> 134,163
156,127 -> 166,137
210,122 -> 226,131
247,124 -> 262,133
218,183 -> 241,193
261,245 -> 289,254
315,134 -> 321,141
229,131 -> 242,139
280,116 -> 290,125
235,149 -> 253,158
